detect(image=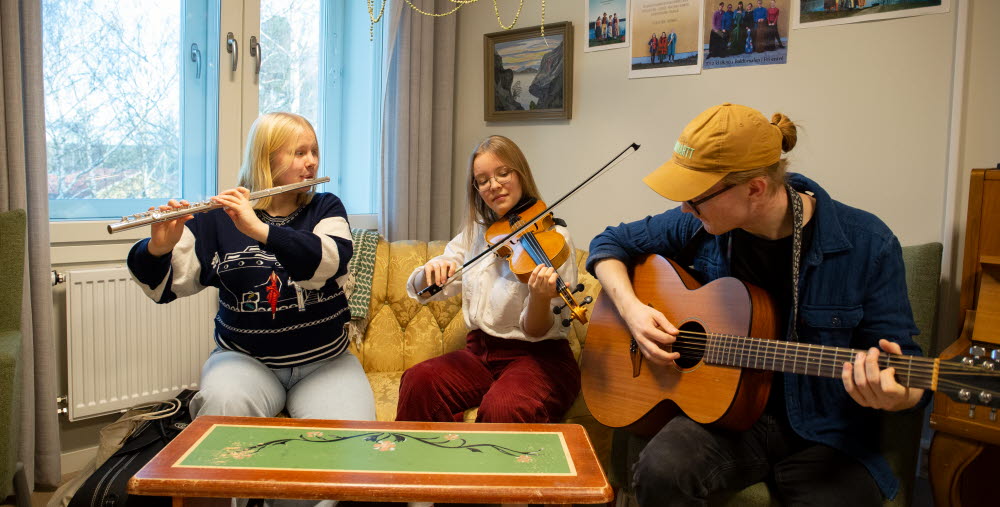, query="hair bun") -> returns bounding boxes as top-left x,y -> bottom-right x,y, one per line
770,112 -> 797,152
